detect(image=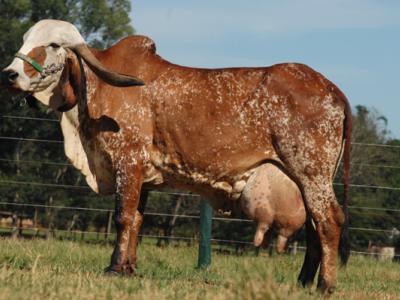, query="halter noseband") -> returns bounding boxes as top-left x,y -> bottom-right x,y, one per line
14,52 -> 43,73
14,52 -> 64,78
